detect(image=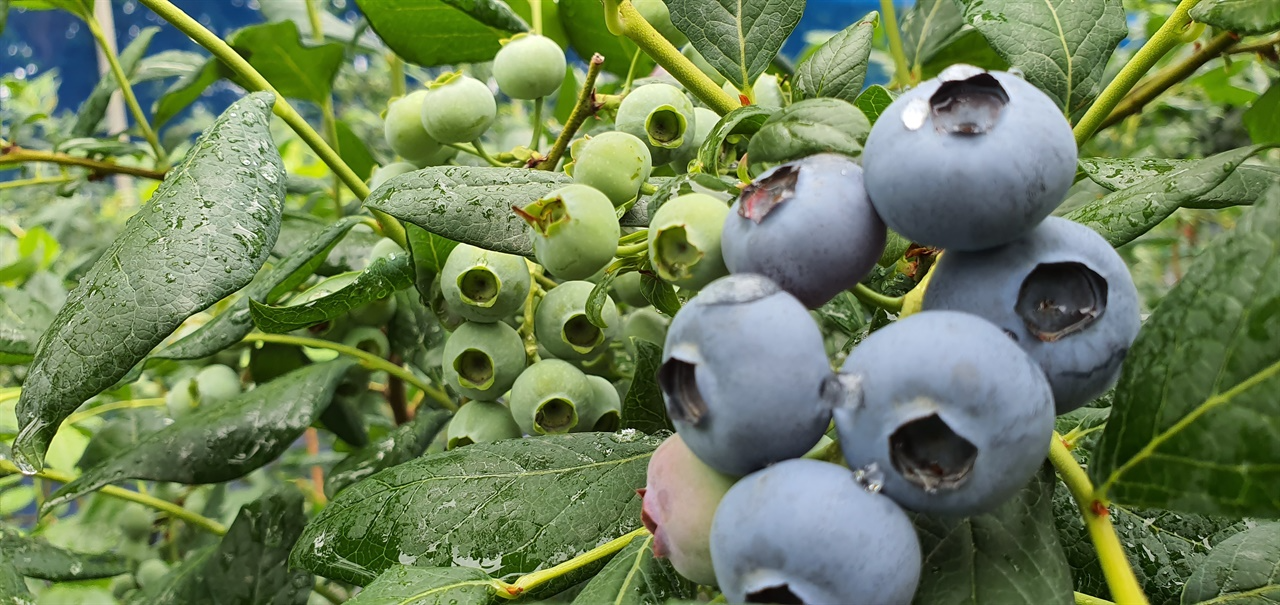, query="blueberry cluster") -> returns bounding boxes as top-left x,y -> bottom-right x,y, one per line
642,65 -> 1141,603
